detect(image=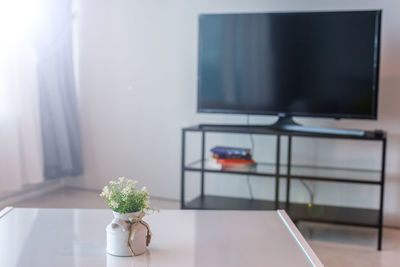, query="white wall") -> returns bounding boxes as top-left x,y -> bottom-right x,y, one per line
72,0 -> 400,226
